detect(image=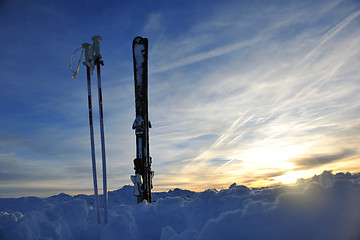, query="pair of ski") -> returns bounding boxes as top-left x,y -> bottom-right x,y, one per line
82,36 -> 108,224
131,36 -> 154,203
